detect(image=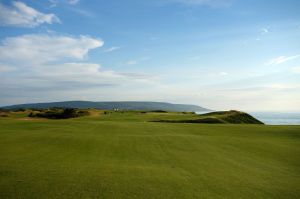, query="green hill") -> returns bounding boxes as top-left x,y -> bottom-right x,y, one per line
153,110 -> 264,124
1,101 -> 210,112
